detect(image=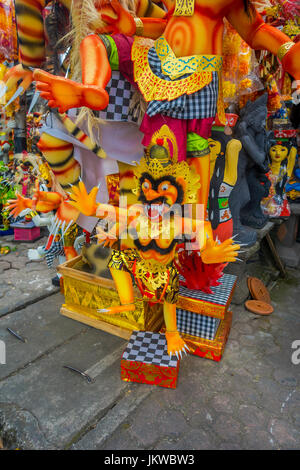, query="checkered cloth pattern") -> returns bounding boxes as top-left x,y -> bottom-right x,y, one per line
71,72 -> 138,123
44,241 -> 64,268
146,47 -> 219,119
122,331 -> 179,368
96,71 -> 138,123
179,273 -> 237,306
177,308 -> 220,339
